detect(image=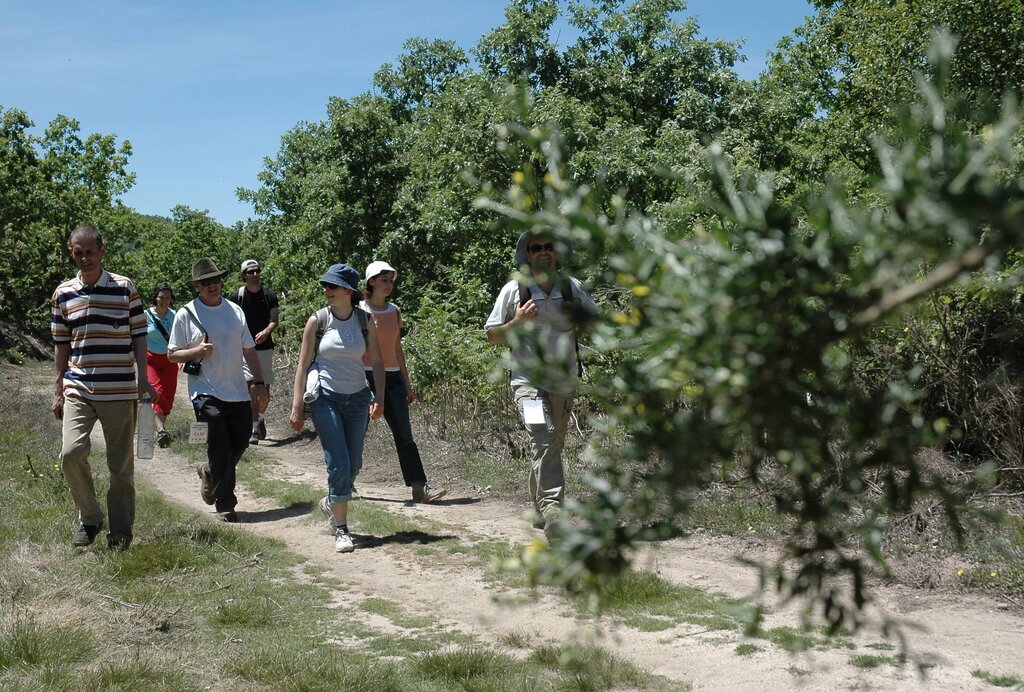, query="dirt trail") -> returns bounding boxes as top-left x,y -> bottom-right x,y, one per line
128,405 -> 1024,691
